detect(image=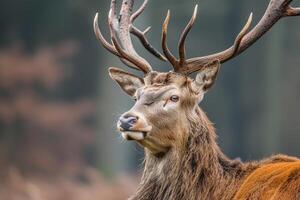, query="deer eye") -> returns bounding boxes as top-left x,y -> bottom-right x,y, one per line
170,95 -> 179,102
133,97 -> 137,102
